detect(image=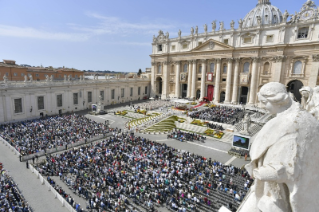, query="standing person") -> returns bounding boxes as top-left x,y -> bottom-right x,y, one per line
26,160 -> 29,169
